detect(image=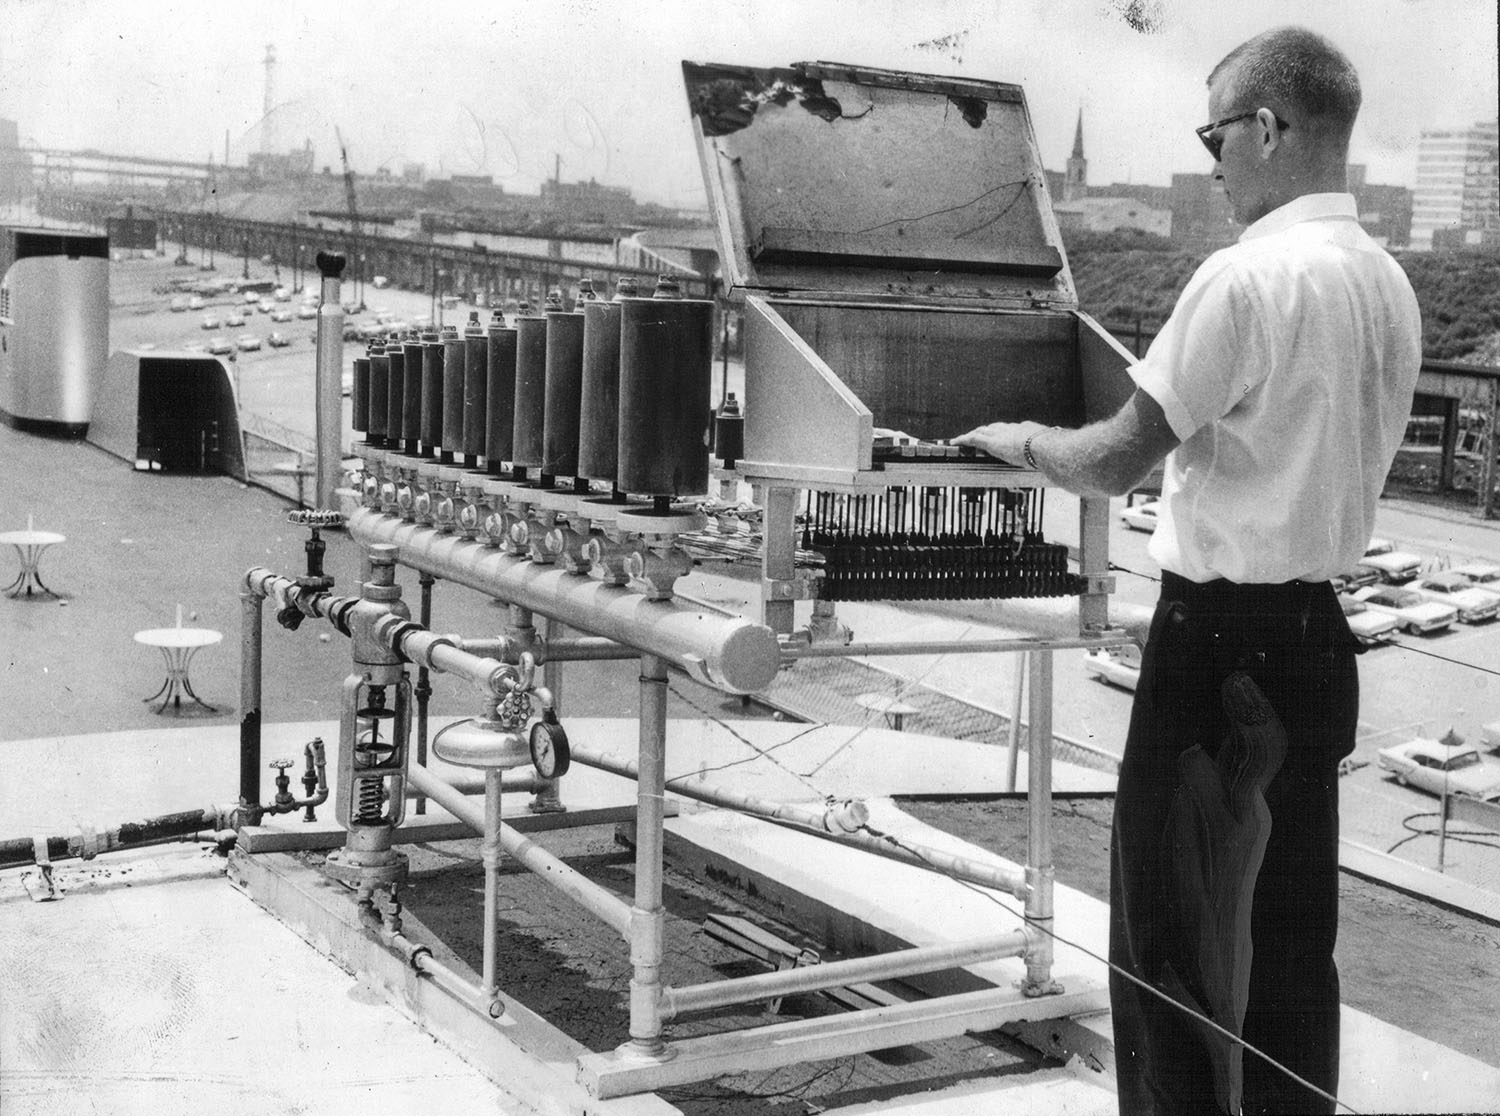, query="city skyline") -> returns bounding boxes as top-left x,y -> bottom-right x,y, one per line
0,0 -> 1495,205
